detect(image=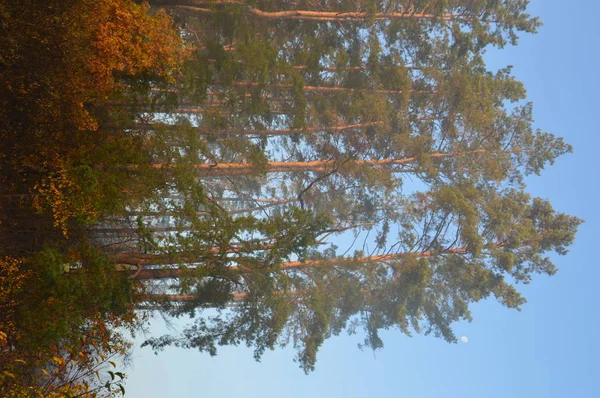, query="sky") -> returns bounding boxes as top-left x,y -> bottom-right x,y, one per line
125,1 -> 599,396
